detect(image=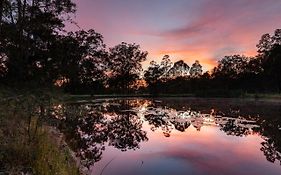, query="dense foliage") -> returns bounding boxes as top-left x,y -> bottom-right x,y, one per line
0,1 -> 280,95
144,29 -> 281,96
